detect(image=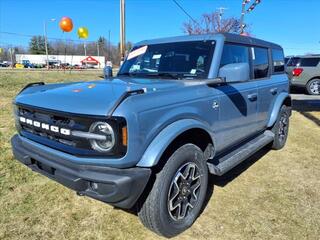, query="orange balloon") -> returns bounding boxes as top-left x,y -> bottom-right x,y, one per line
59,17 -> 73,32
